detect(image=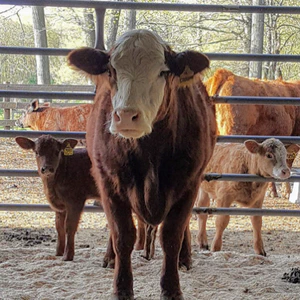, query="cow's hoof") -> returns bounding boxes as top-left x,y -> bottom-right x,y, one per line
111,292 -> 134,300
160,292 -> 184,300
102,258 -> 115,269
179,257 -> 192,270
